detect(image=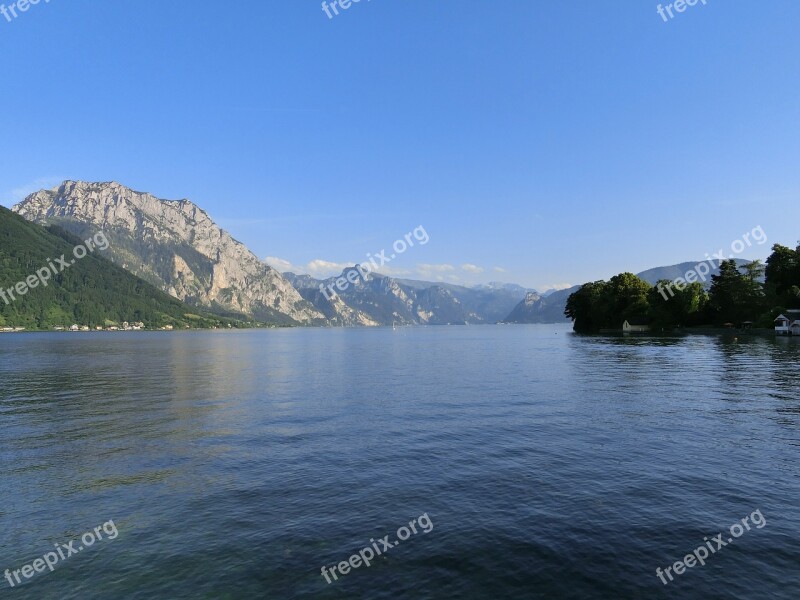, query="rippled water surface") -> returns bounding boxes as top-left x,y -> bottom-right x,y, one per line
1,325 -> 799,599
